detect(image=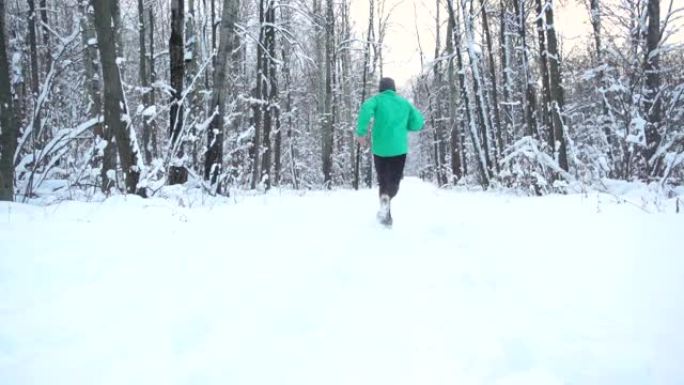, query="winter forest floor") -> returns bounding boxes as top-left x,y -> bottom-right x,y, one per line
1,178 -> 683,385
